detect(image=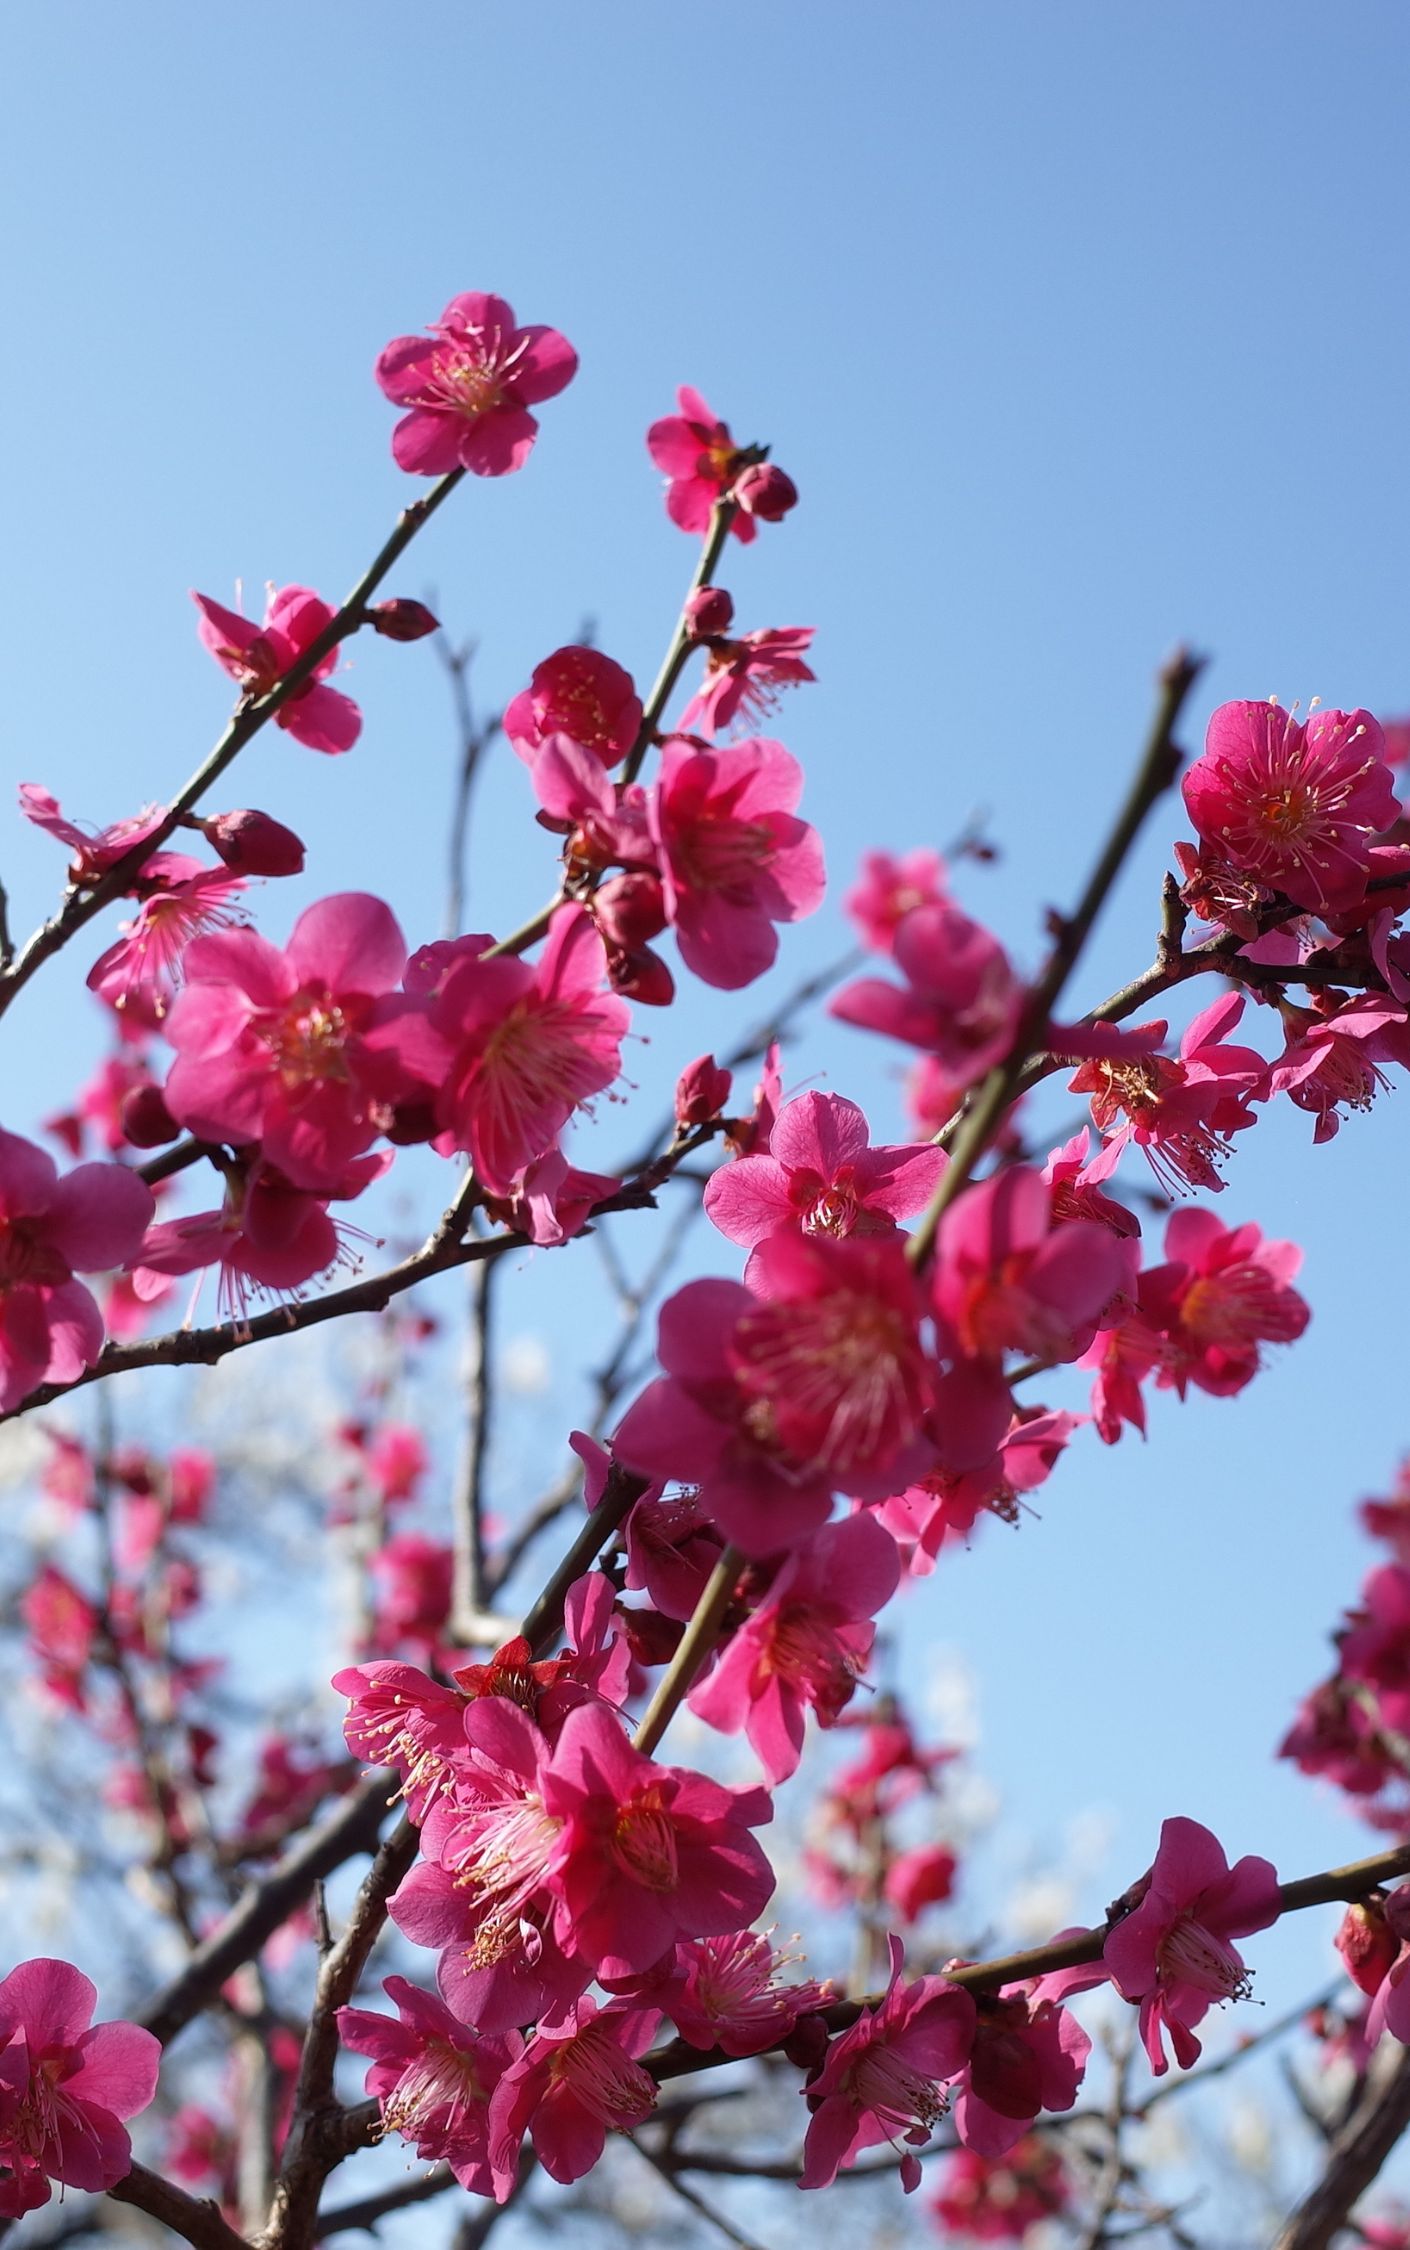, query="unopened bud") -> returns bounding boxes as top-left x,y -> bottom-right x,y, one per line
596,872 -> 668,950
1335,1898 -> 1398,1995
607,945 -> 675,1007
684,585 -> 734,639
675,1055 -> 733,1130
367,598 -> 440,642
120,1084 -> 180,1149
733,462 -> 798,522
202,809 -> 306,877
